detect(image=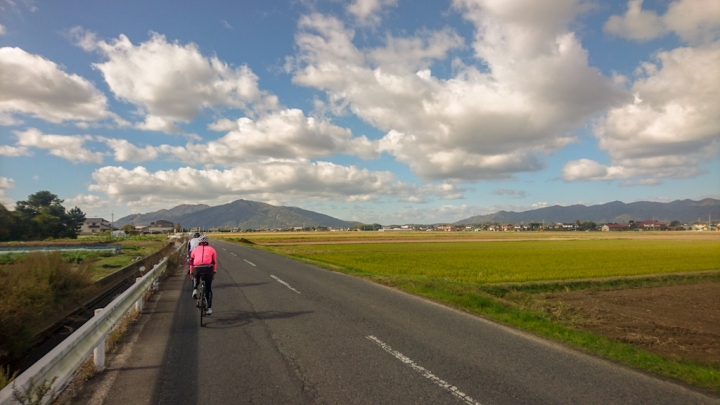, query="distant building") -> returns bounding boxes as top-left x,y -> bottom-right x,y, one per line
148,220 -> 175,234
80,218 -> 113,235
601,223 -> 631,232
637,220 -> 667,230
379,227 -> 413,232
